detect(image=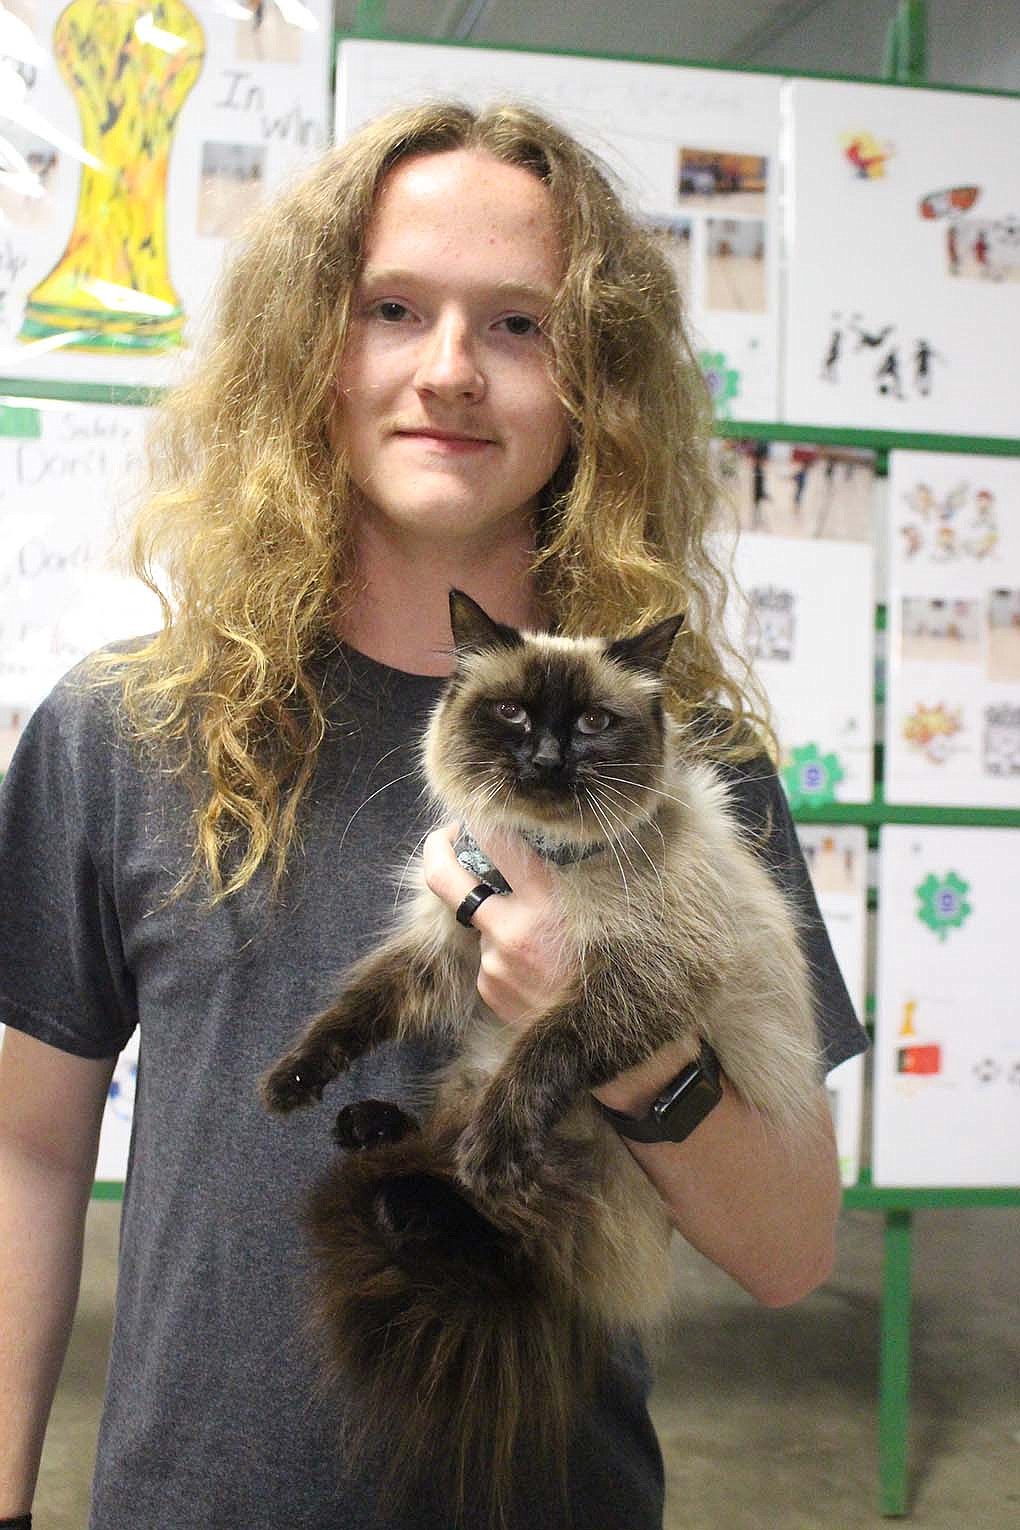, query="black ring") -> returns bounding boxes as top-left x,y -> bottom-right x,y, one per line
455,882 -> 498,928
